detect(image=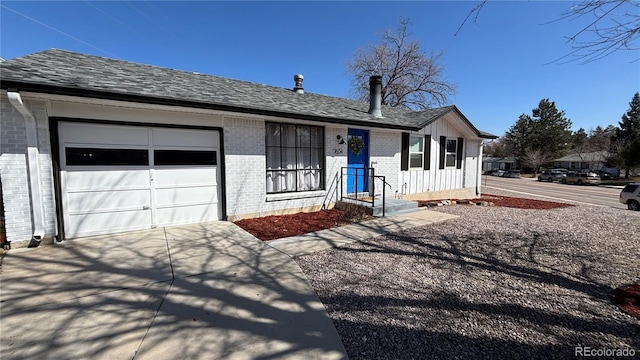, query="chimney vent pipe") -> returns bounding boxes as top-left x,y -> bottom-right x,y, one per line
293,74 -> 304,94
368,75 -> 382,118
